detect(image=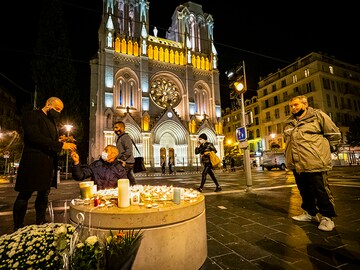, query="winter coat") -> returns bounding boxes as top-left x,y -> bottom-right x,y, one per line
116,133 -> 135,164
72,159 -> 126,190
15,109 -> 63,192
283,107 -> 341,173
195,142 -> 217,164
